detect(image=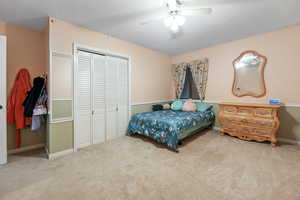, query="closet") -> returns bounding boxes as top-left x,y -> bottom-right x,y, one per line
75,50 -> 129,149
